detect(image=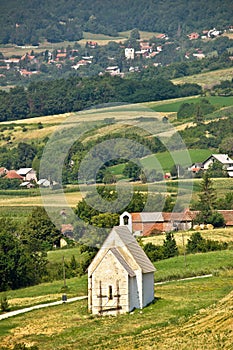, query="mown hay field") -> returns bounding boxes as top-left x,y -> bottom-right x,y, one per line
172,67 -> 233,87
142,227 -> 233,250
